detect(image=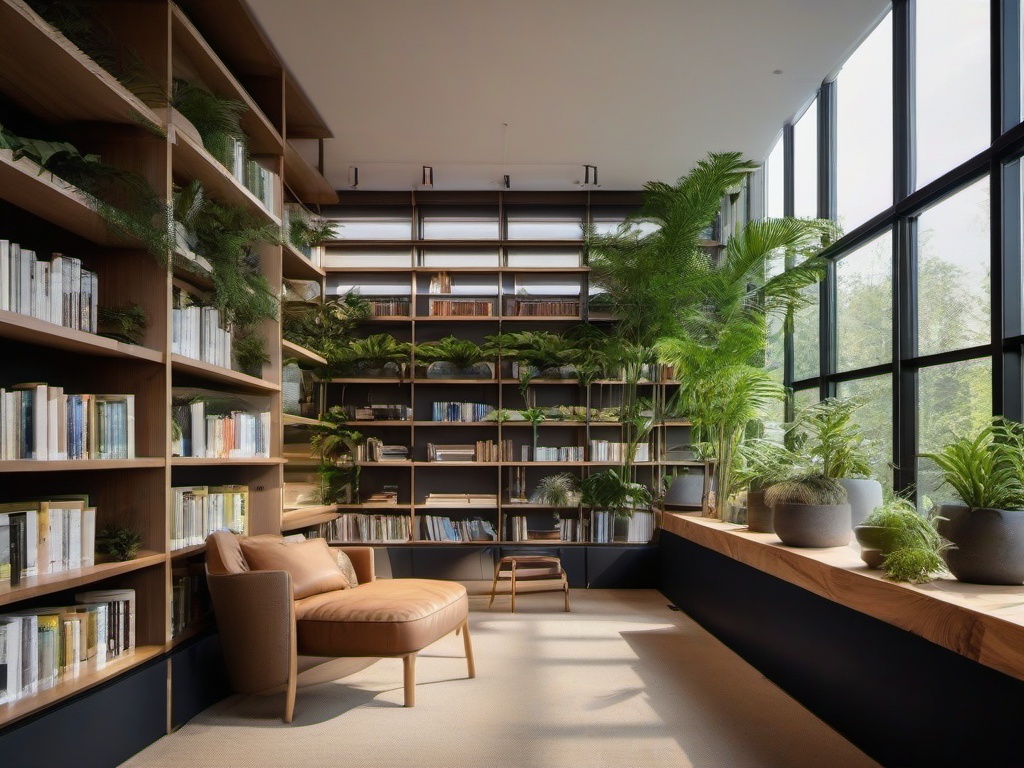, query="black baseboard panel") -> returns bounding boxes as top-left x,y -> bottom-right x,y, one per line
171,631 -> 232,729
658,531 -> 1024,767
0,657 -> 168,768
